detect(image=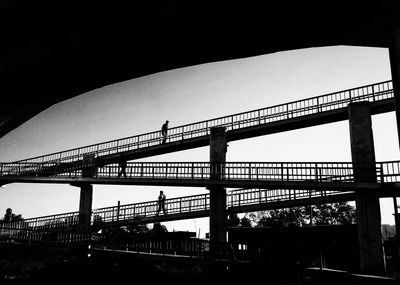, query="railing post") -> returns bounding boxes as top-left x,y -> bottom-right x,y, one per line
286,166 -> 289,181
379,162 -> 384,183
117,201 -> 120,222
372,84 -> 376,102
286,104 -> 289,119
